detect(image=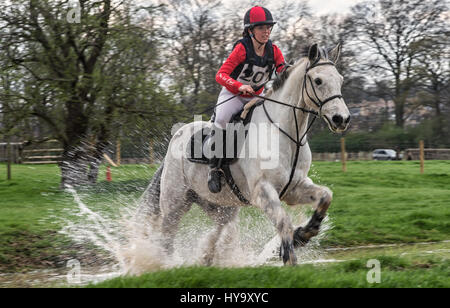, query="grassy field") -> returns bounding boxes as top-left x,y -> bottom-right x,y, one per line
0,163 -> 158,272
311,160 -> 450,246
0,161 -> 449,287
